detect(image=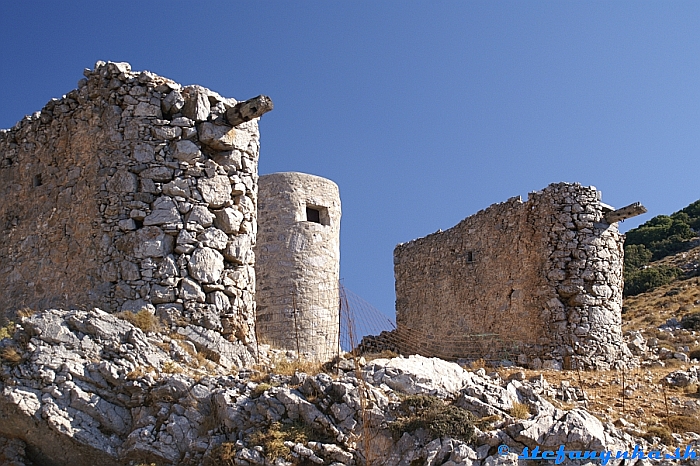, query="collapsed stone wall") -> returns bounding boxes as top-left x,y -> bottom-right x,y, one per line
394,182 -> 630,370
255,172 -> 341,360
0,61 -> 271,344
